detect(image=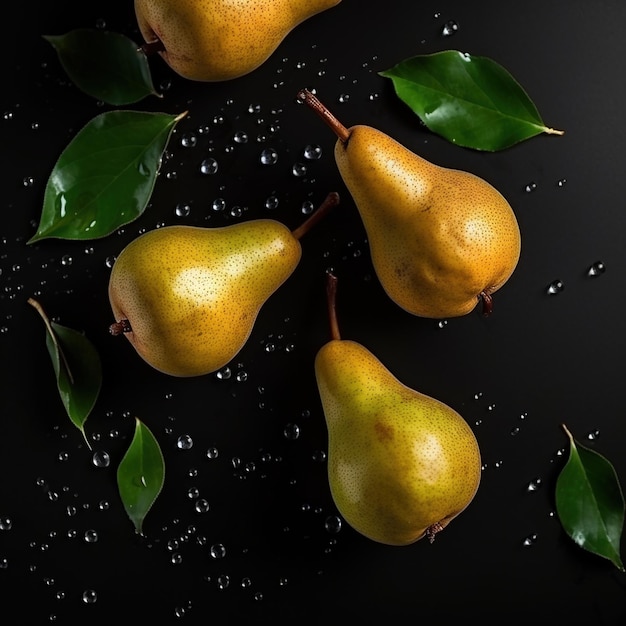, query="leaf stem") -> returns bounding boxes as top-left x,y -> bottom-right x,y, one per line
291,191 -> 340,240
297,89 -> 351,143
